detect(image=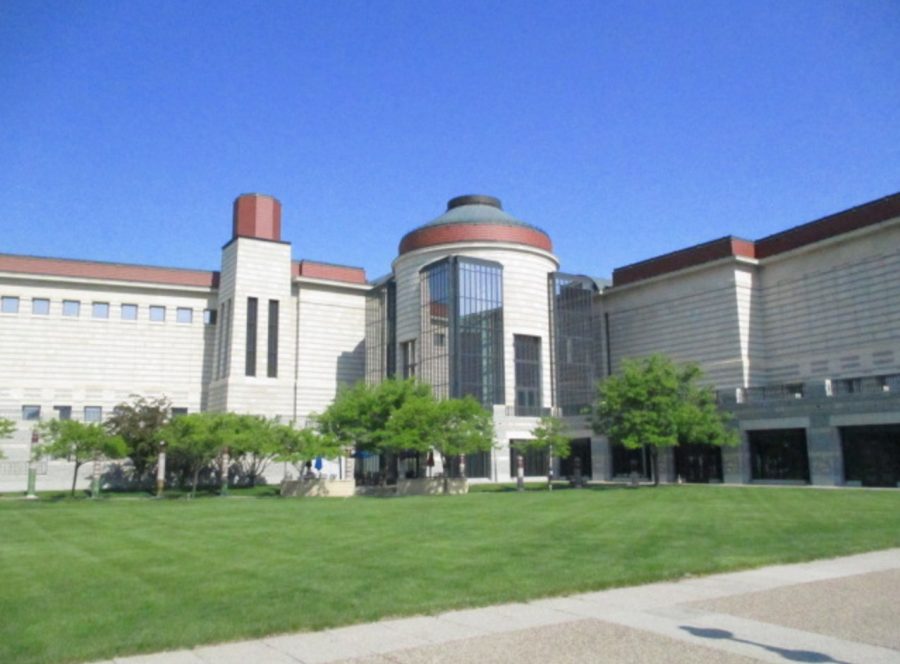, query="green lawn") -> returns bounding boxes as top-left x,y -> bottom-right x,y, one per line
2,486 -> 899,664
